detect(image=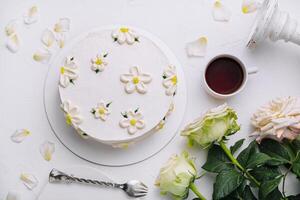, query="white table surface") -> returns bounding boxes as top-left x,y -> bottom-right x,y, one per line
1,0 -> 300,199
